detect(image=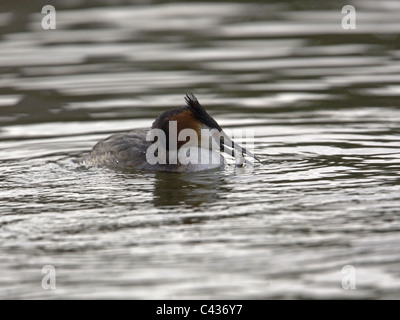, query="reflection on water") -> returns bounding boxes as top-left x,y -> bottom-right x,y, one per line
1,0 -> 400,299
152,171 -> 226,208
